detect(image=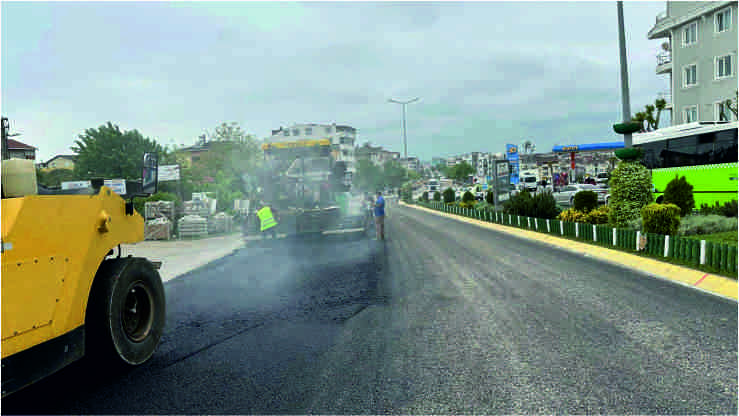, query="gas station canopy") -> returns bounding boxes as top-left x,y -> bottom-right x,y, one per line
552,142 -> 624,153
